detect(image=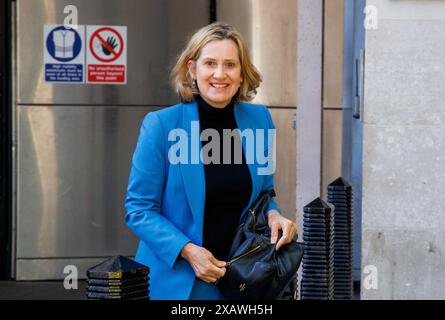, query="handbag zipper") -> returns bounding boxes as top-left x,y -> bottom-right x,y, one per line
227,244 -> 263,266
248,208 -> 256,226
